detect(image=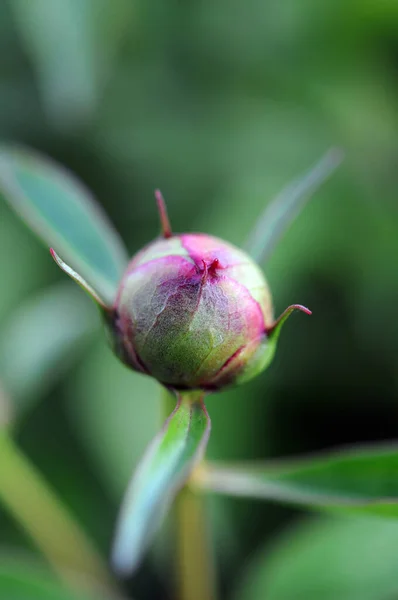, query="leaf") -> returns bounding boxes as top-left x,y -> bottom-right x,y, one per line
244,148 -> 343,264
0,564 -> 91,600
195,443 -> 398,517
234,516 -> 398,600
0,558 -> 117,600
10,0 -> 134,129
0,429 -> 115,592
112,393 -> 211,576
0,146 -> 129,305
0,282 -> 98,421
